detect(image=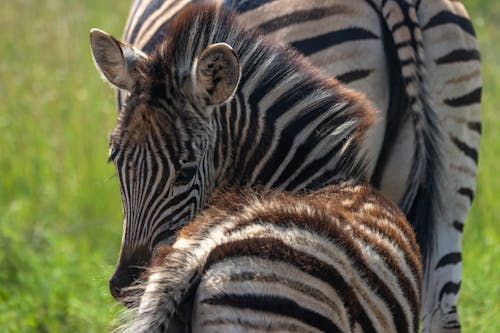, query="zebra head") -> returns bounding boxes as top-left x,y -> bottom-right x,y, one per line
90,28 -> 241,302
